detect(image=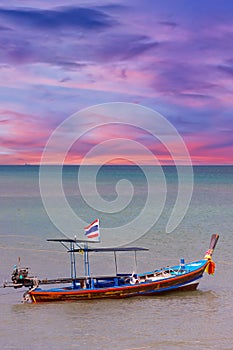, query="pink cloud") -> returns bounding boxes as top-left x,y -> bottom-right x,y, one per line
0,109 -> 52,164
